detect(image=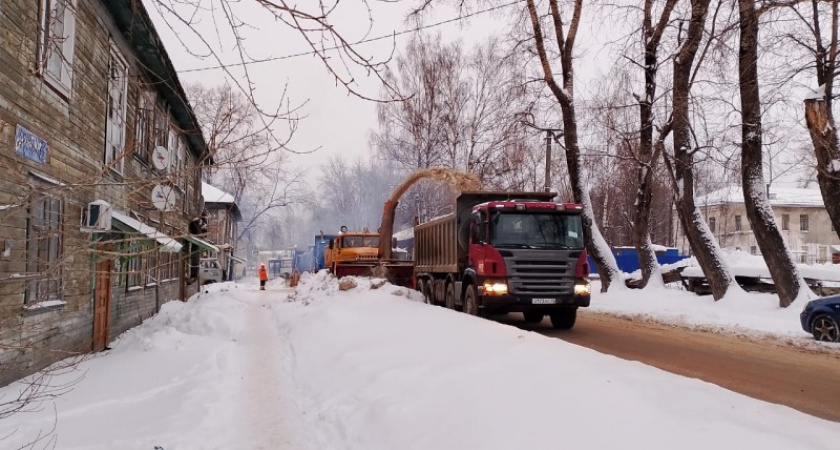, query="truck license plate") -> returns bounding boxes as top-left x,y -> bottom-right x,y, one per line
532,298 -> 556,305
